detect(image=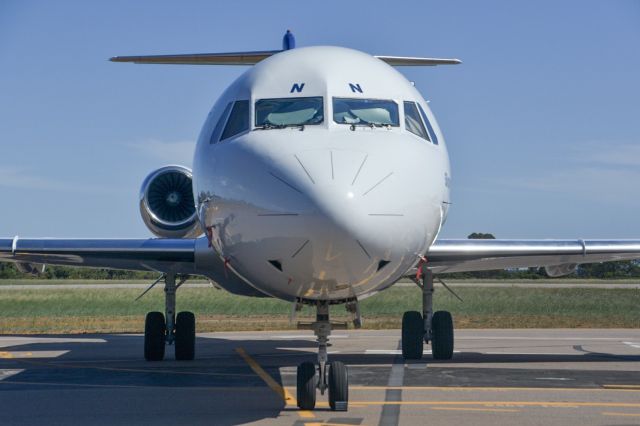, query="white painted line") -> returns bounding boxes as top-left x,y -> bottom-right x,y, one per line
484,352 -> 576,356
0,337 -> 106,349
623,341 -> 640,349
365,349 -> 462,355
459,337 -> 635,341
535,377 -> 574,381
0,369 -> 23,381
272,335 -> 349,339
